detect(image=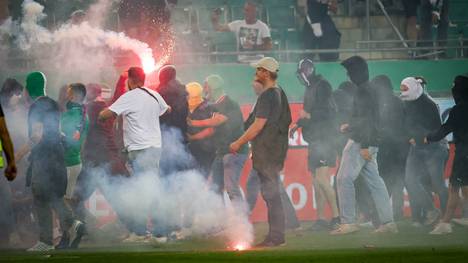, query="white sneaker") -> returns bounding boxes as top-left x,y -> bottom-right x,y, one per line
359,221 -> 374,228
27,241 -> 54,252
122,232 -> 147,243
411,221 -> 423,228
148,235 -> 168,244
452,218 -> 468,227
424,209 -> 441,226
330,224 -> 359,235
430,222 -> 452,235
374,222 -> 398,234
